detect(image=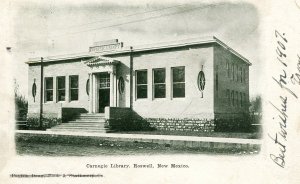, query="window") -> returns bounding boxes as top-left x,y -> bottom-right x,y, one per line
153,68 -> 166,98
226,89 -> 230,105
45,77 -> 53,102
172,66 -> 185,98
231,90 -> 234,106
243,68 -> 246,83
240,92 -> 243,107
240,67 -> 243,83
236,65 -> 239,82
235,91 -> 238,107
216,66 -> 219,92
136,70 -> 148,99
57,76 -> 66,101
232,64 -> 234,81
226,61 -> 230,78
70,75 -> 79,101
99,73 -> 110,89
